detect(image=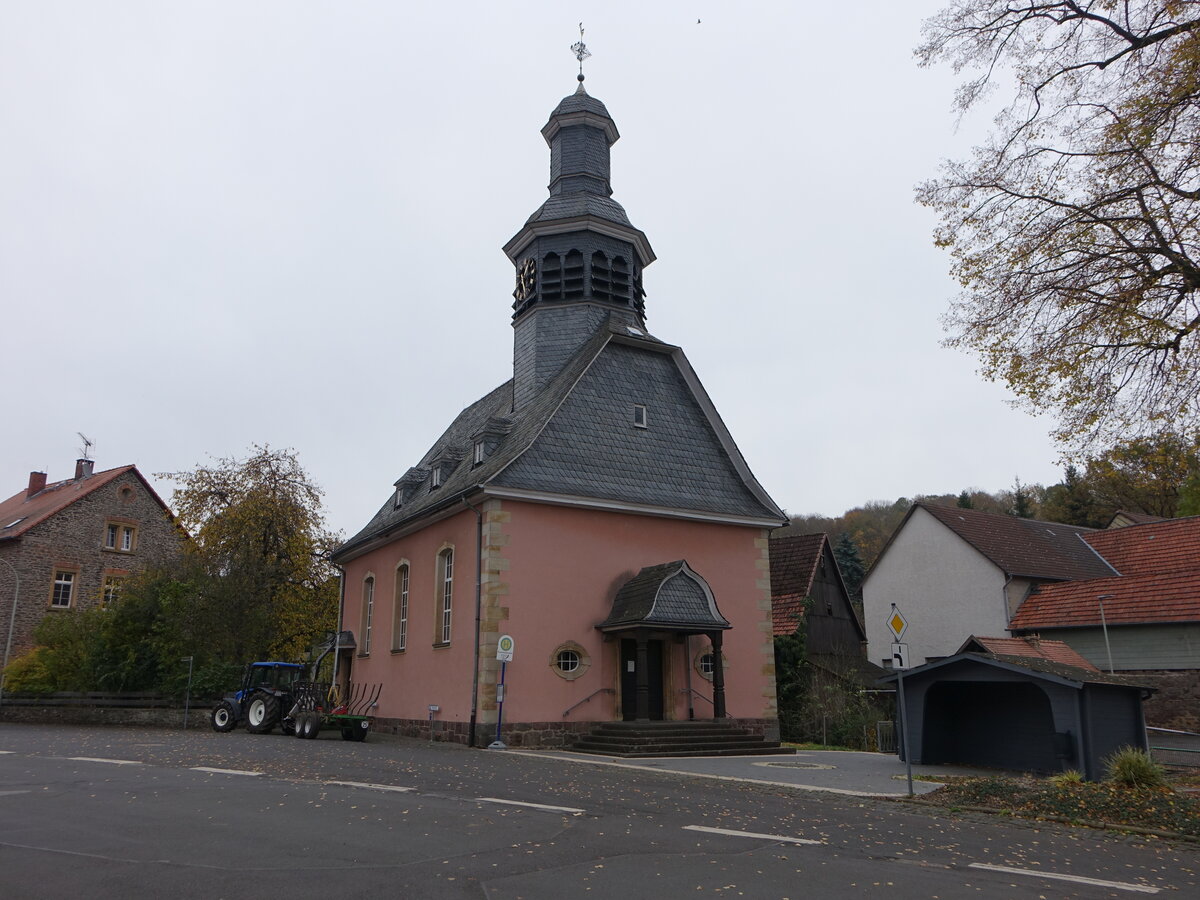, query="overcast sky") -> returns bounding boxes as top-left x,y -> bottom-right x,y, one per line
1,1 -> 1067,538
